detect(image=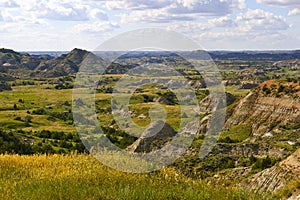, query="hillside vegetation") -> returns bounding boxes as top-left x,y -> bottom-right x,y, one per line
0,48 -> 299,199
0,154 -> 273,200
